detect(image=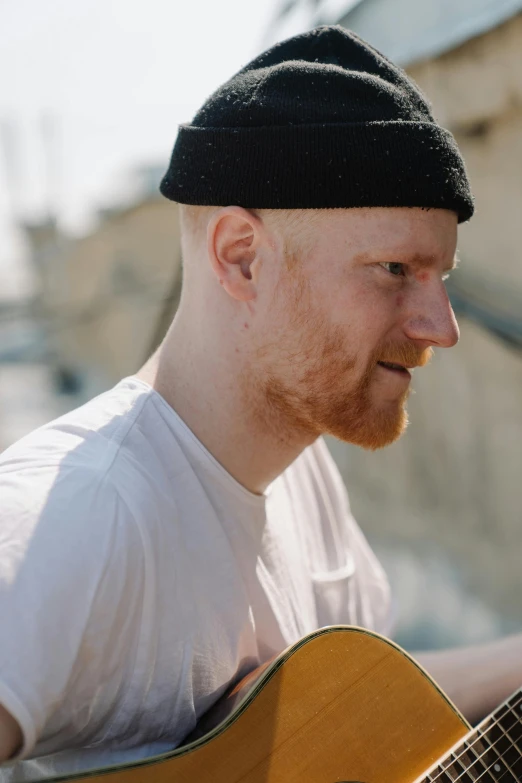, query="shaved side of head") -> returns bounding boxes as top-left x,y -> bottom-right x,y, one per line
179,203 -> 329,293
